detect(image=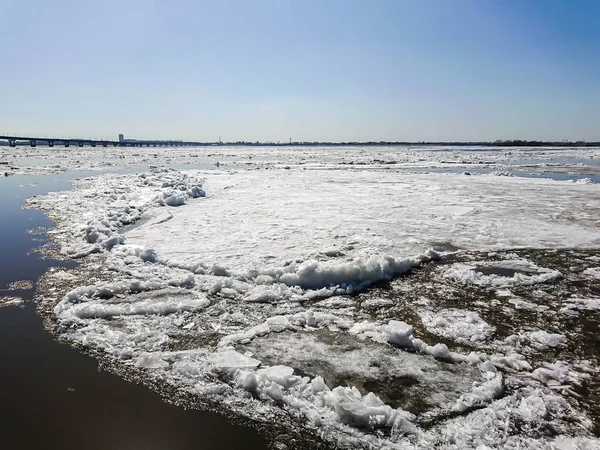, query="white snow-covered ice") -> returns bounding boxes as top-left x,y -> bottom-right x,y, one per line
26,155 -> 600,449
419,309 -> 495,344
